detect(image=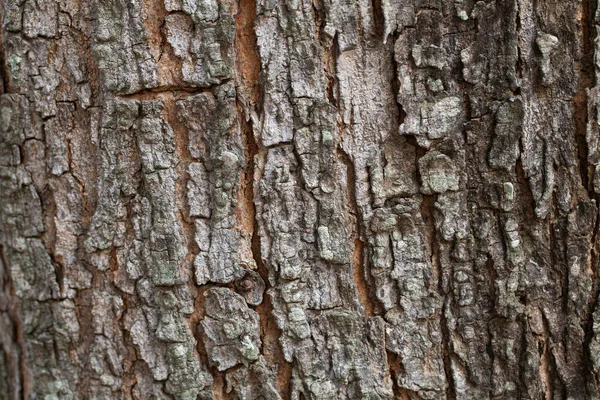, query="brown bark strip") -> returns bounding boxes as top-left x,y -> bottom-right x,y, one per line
140,0 -> 185,87
234,0 -> 260,107
337,147 -> 377,317
234,0 -> 293,398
